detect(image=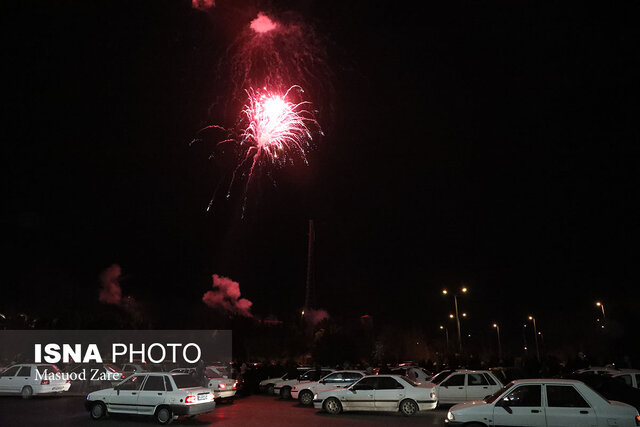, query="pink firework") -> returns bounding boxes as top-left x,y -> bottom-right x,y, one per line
240,85 -> 317,165
196,85 -> 321,216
